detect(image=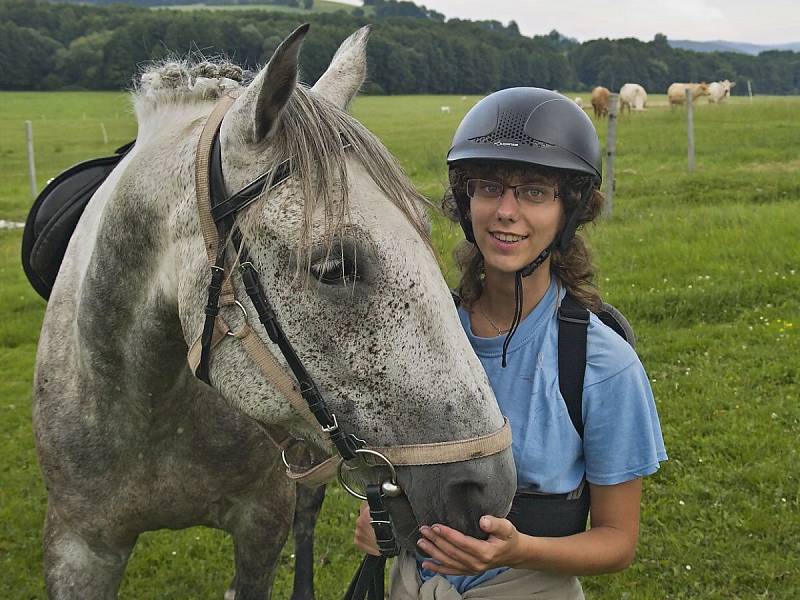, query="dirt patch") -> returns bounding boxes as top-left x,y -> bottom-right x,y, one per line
736,159 -> 800,174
